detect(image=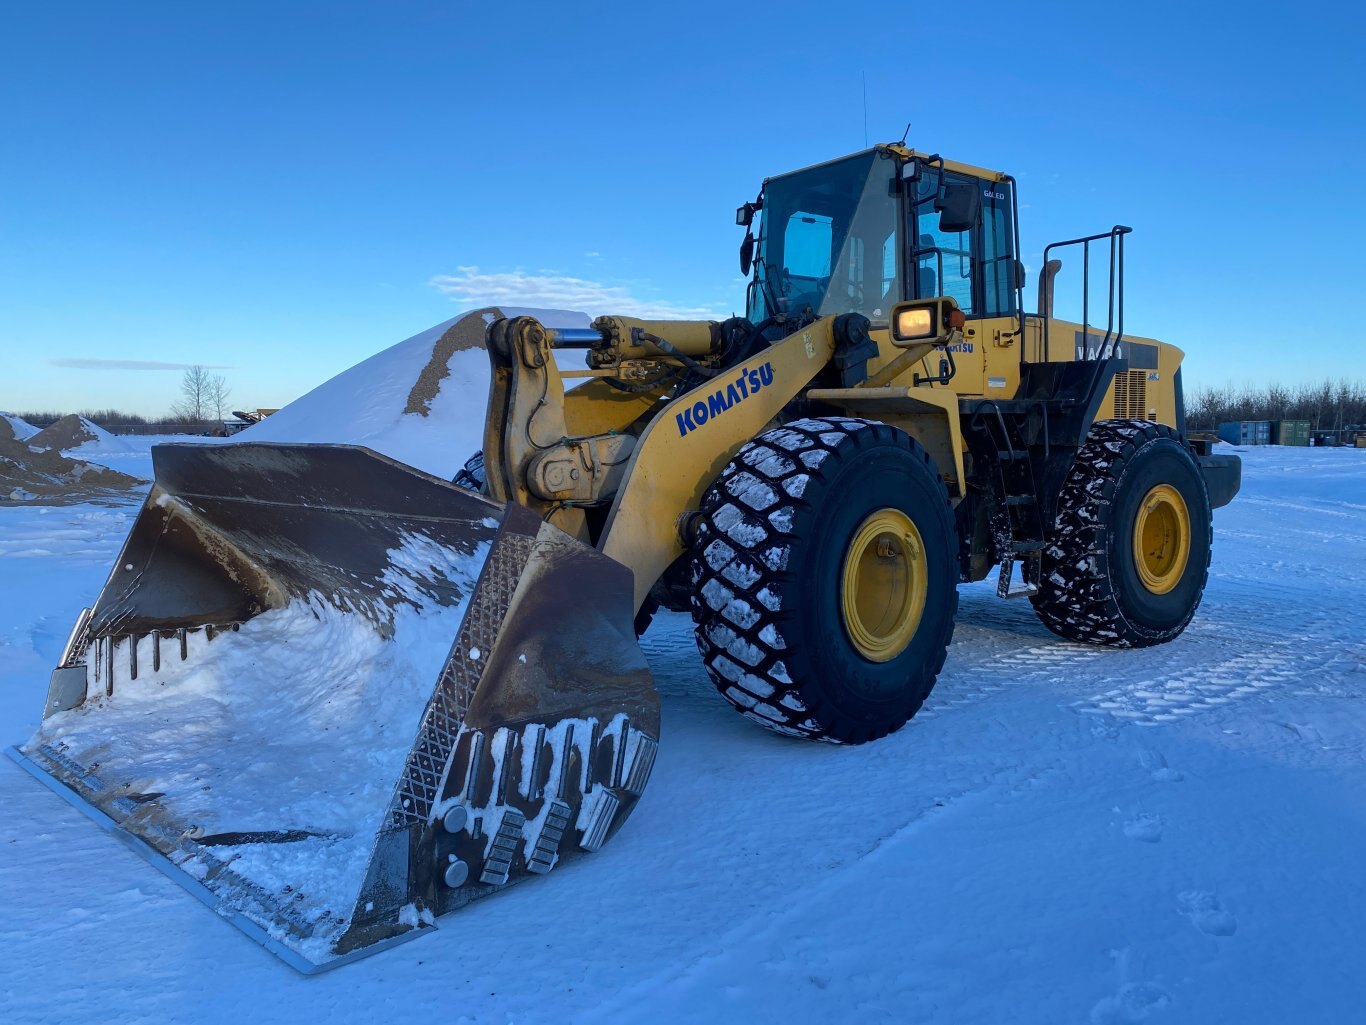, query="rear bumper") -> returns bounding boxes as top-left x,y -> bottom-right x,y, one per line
1198,453 -> 1241,509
